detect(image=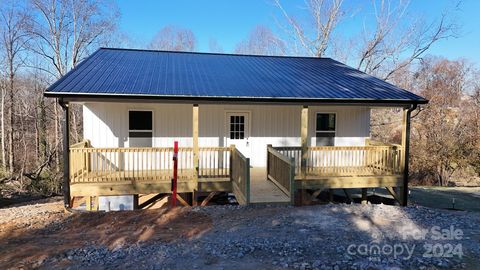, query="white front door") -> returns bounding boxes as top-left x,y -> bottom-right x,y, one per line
226,112 -> 250,157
